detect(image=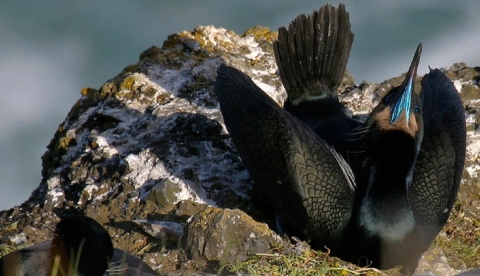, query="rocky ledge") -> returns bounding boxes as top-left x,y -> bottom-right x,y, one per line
1,25 -> 479,275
